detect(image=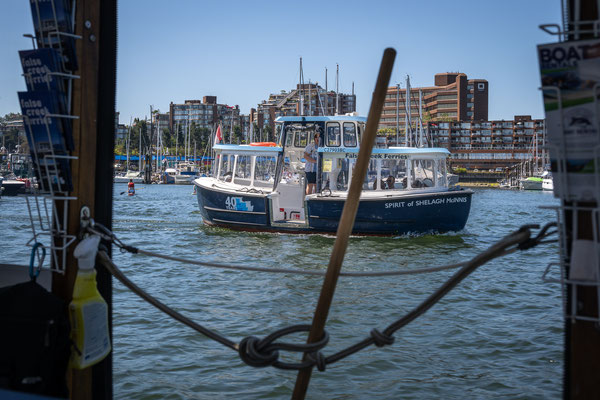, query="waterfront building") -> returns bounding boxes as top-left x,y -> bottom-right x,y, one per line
427,115 -> 546,170
168,97 -> 241,135
380,72 -> 488,141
